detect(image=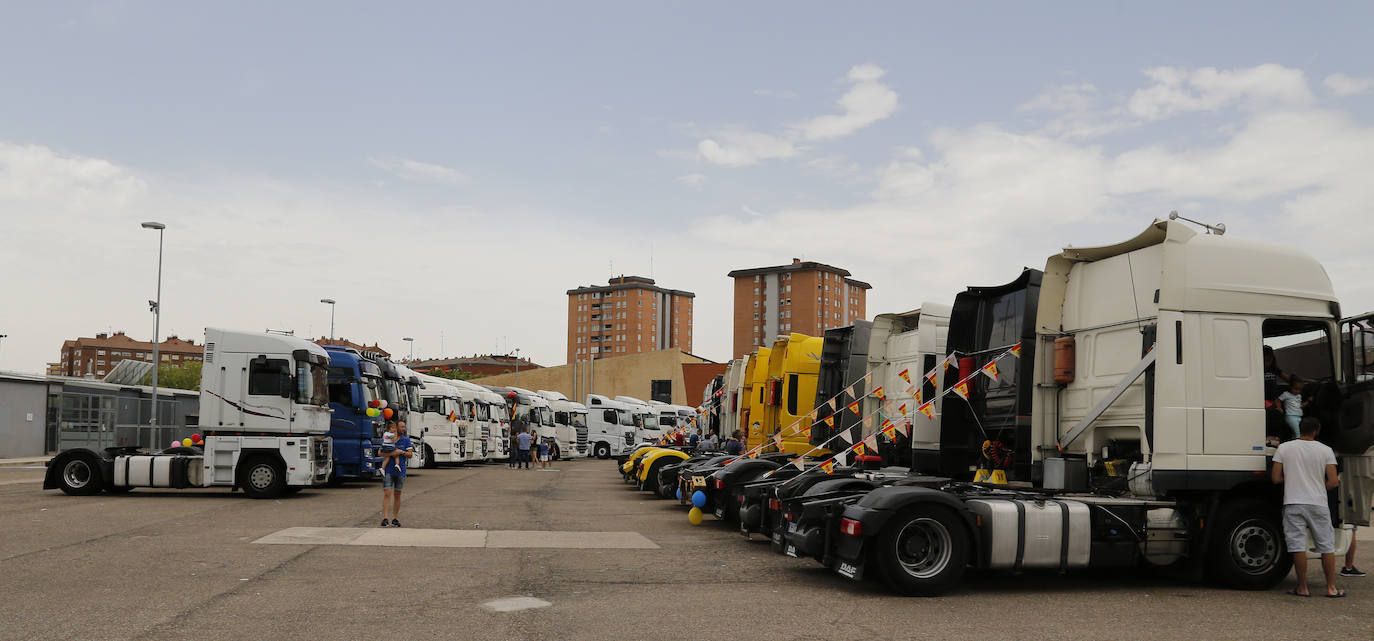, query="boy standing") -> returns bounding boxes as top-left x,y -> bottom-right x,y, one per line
1277,377 -> 1308,440
1272,417 -> 1343,597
